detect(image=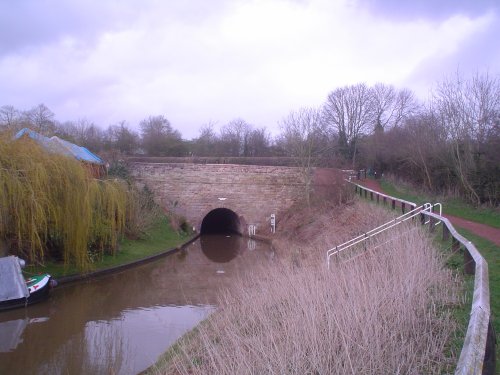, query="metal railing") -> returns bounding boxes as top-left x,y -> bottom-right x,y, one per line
326,203 -> 440,267
326,181 -> 495,374
421,211 -> 494,374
